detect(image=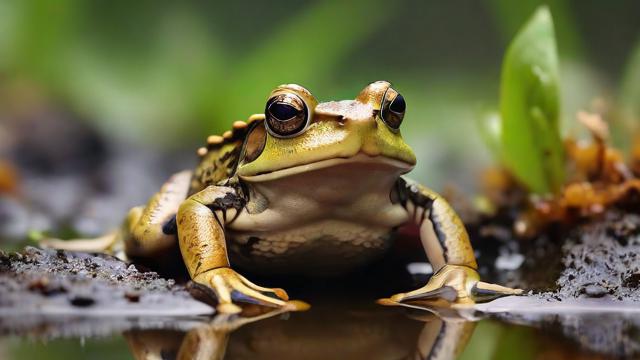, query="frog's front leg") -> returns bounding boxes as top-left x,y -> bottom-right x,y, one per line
388,177 -> 521,305
177,185 -> 293,314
